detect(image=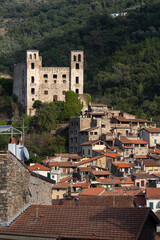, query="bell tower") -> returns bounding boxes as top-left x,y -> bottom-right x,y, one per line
70,50 -> 84,94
